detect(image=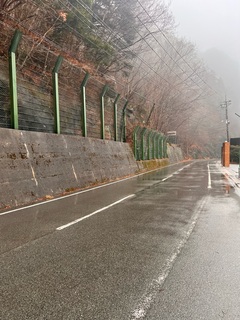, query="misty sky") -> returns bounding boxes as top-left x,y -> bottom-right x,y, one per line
170,0 -> 240,136
170,0 -> 240,66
